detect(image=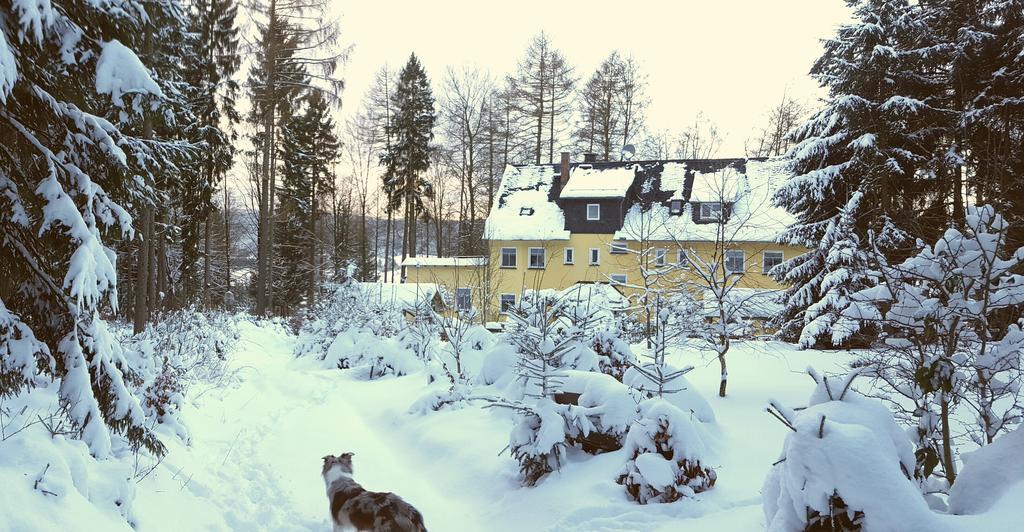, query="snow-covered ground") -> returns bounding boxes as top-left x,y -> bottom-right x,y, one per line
4,319 -> 1021,531
125,322 -> 851,531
